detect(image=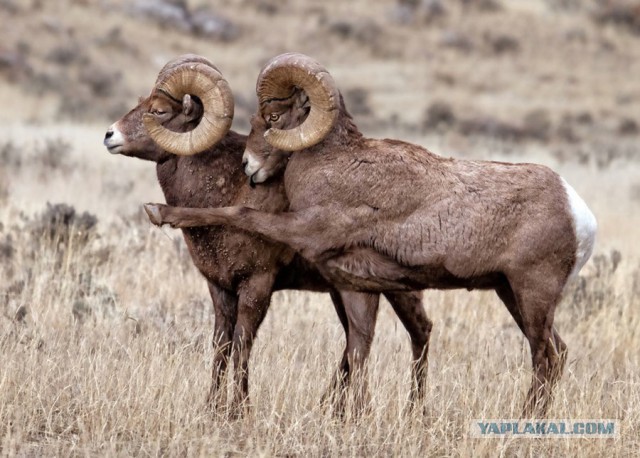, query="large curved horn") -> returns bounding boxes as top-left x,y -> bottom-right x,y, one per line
256,53 -> 339,151
155,54 -> 222,85
143,58 -> 234,156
